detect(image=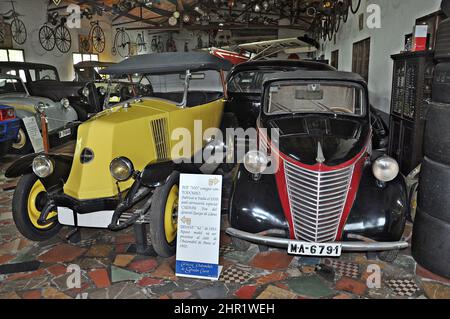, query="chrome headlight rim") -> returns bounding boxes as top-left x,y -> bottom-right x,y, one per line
243,150 -> 268,175
32,155 -> 54,178
372,155 -> 399,182
110,157 -> 134,182
60,98 -> 70,109
34,102 -> 45,113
